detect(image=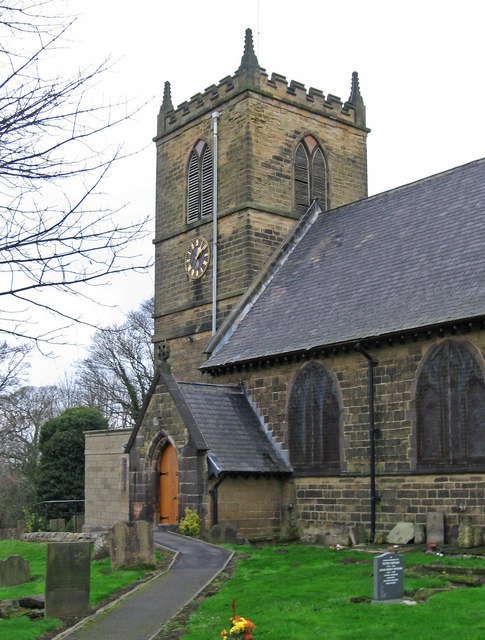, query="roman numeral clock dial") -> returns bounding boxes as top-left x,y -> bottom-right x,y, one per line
184,236 -> 210,279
